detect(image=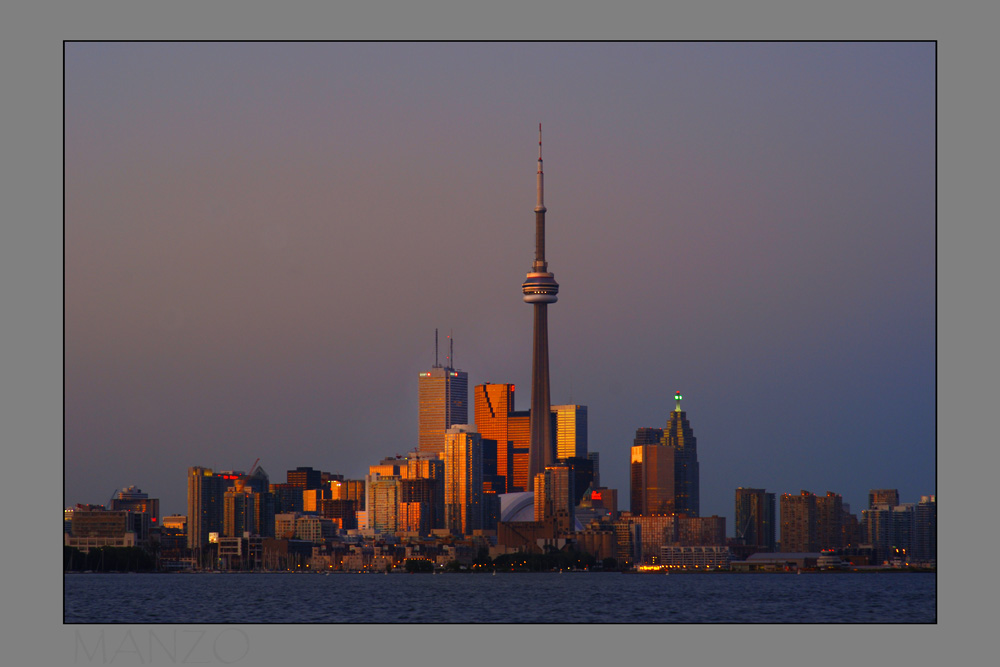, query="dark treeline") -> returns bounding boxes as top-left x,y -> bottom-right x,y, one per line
64,546 -> 156,572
